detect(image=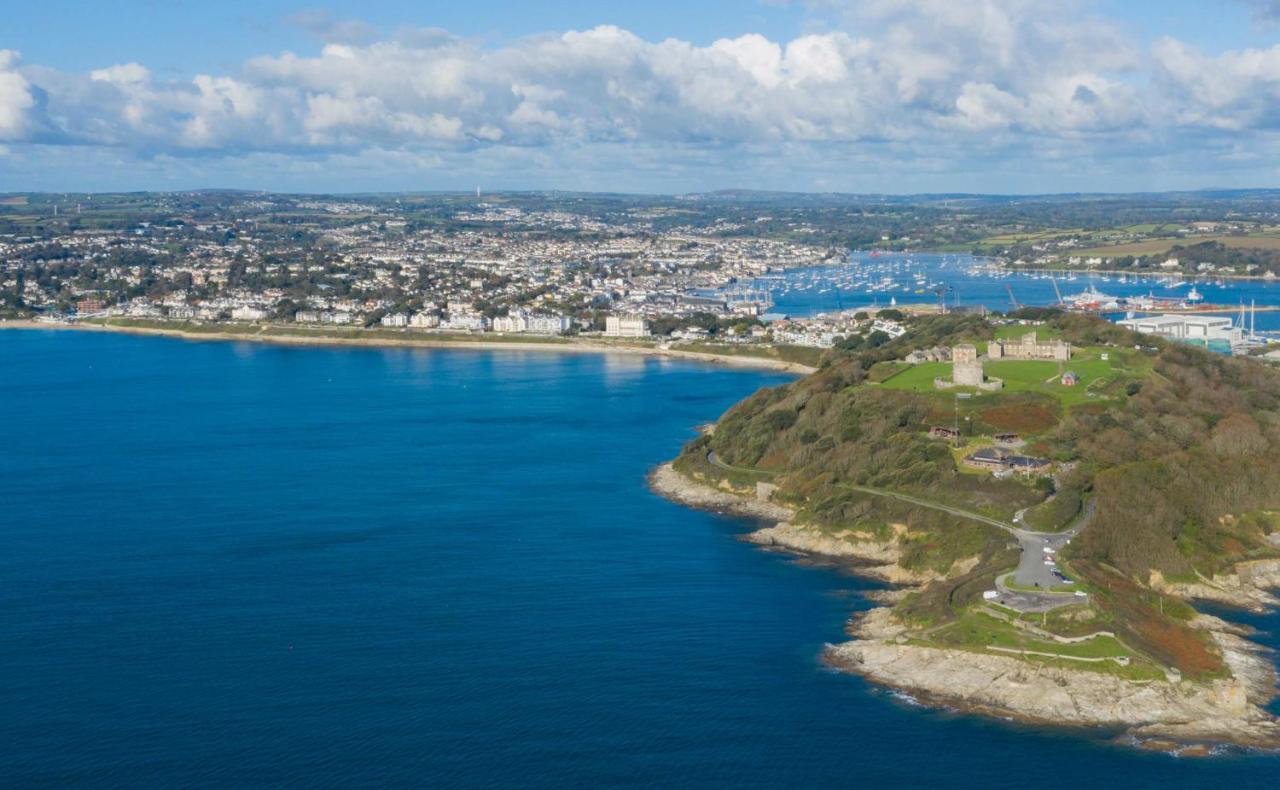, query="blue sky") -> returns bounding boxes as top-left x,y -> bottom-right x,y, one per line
2,0 -> 1279,193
